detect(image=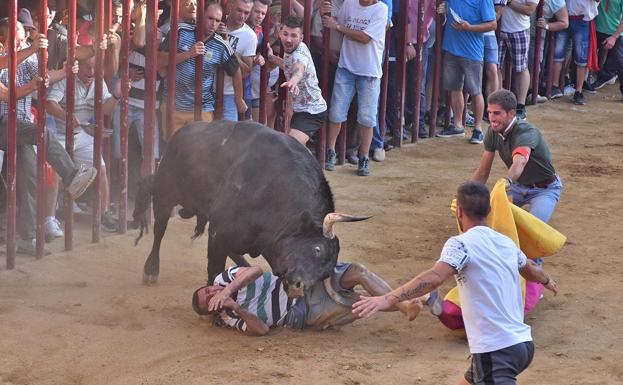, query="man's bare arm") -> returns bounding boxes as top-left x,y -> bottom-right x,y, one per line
520,259 -> 558,294
471,150 -> 495,183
